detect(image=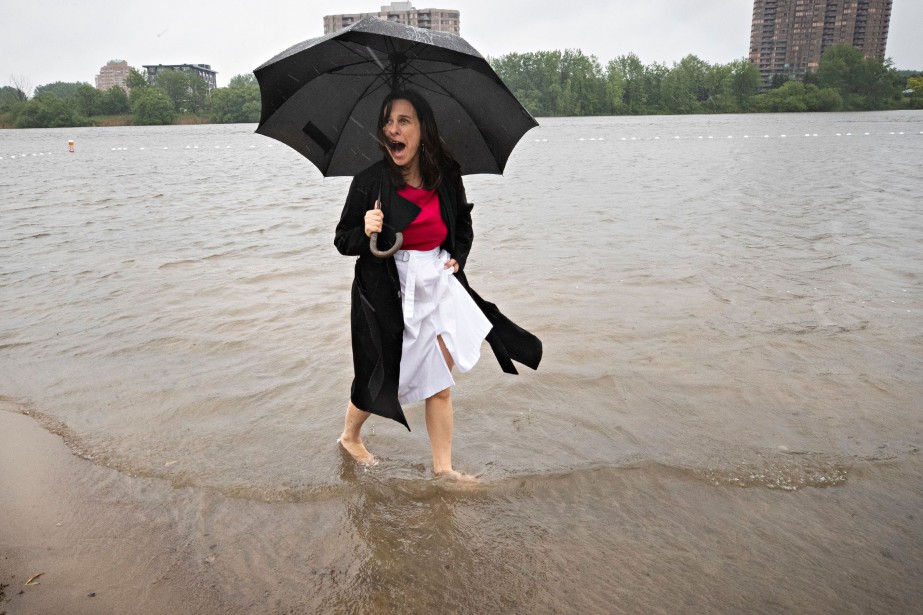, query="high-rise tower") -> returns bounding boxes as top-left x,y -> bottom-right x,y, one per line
749,0 -> 892,85
324,2 -> 460,36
